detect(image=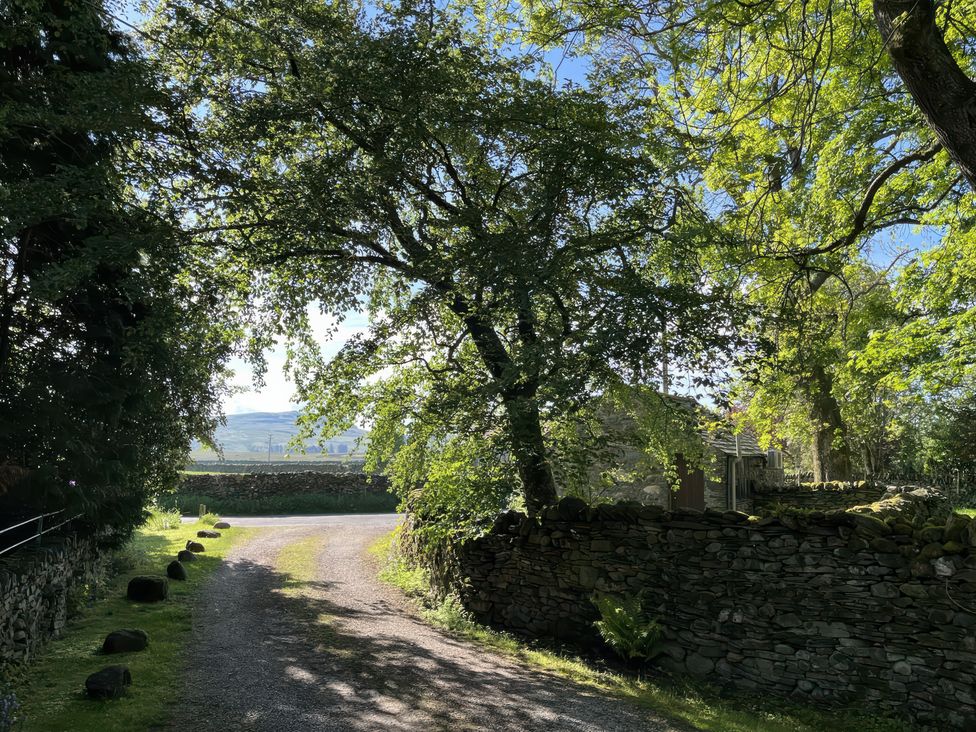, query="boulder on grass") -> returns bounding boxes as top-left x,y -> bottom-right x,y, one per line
166,560 -> 188,581
185,540 -> 205,553
102,629 -> 148,654
126,575 -> 169,603
177,549 -> 197,562
213,521 -> 231,530
197,530 -> 221,539
85,665 -> 132,699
